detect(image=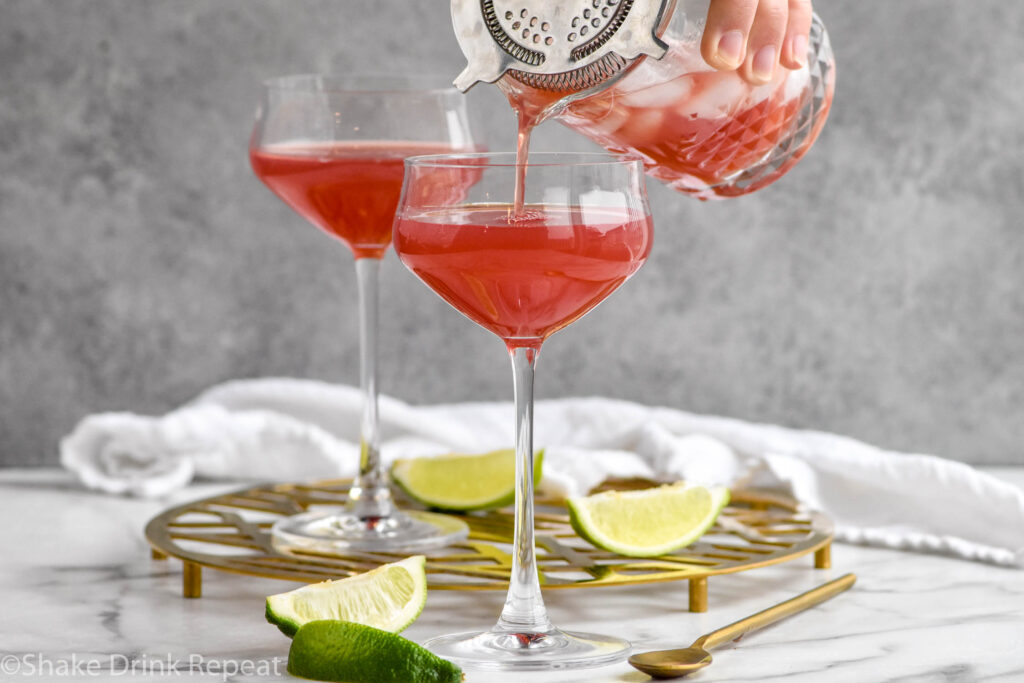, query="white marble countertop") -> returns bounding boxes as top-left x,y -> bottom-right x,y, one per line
2,467 -> 1023,682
